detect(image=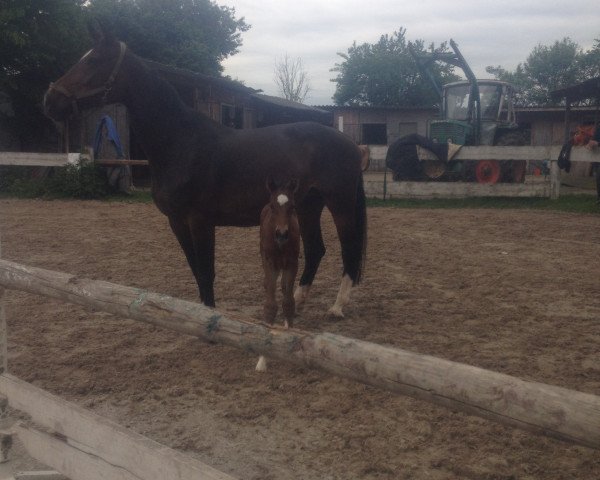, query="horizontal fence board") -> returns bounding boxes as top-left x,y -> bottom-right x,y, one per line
364,179 -> 550,199
0,153 -> 78,167
0,374 -> 236,480
413,145 -> 597,162
15,423 -> 138,480
1,260 -> 600,450
0,152 -> 150,167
